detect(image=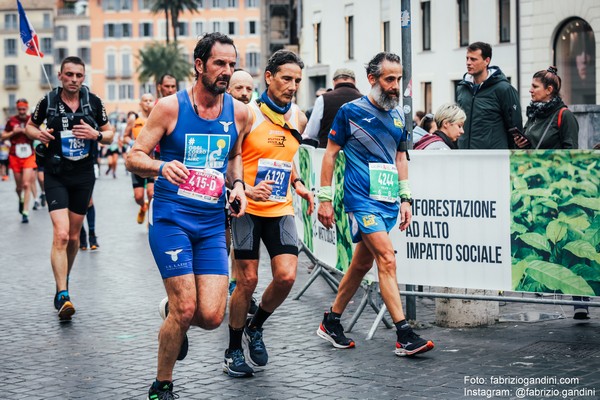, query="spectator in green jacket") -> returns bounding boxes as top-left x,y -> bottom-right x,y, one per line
456,42 -> 522,149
